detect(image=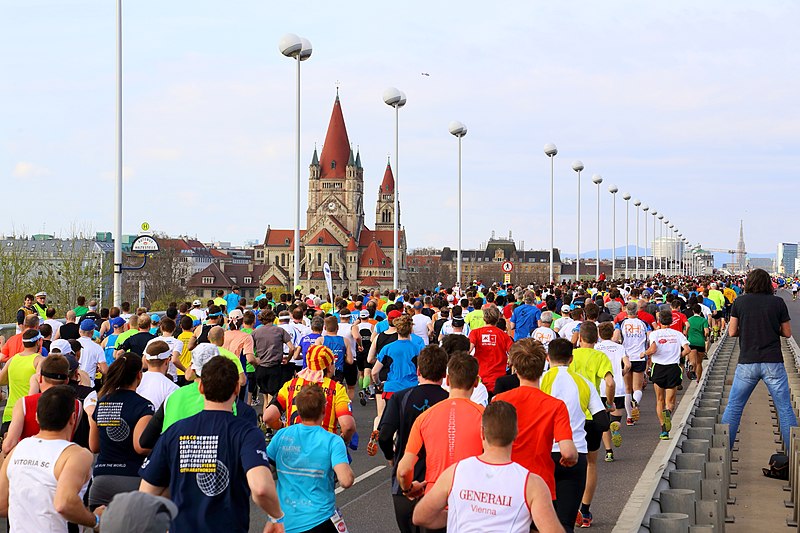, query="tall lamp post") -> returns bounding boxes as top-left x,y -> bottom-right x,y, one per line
642,204 -> 649,278
279,33 -> 312,294
449,121 -> 467,290
657,215 -> 664,274
592,175 -> 603,280
572,161 -> 584,282
633,199 -> 641,279
608,185 -> 618,280
668,223 -> 674,275
650,210 -> 658,275
544,143 -> 558,283
622,193 -> 631,279
113,0 -> 124,306
383,87 -> 407,290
